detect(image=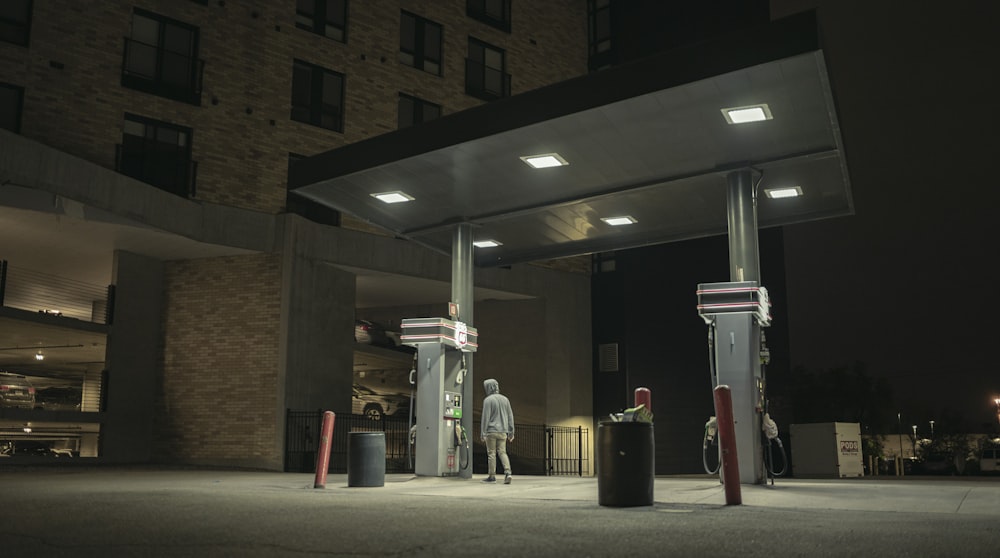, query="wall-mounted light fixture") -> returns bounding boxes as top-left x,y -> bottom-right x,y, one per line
35,351 -> 44,361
